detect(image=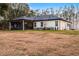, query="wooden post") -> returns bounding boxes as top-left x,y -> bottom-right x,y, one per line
22,20 -> 25,30
9,22 -> 11,30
